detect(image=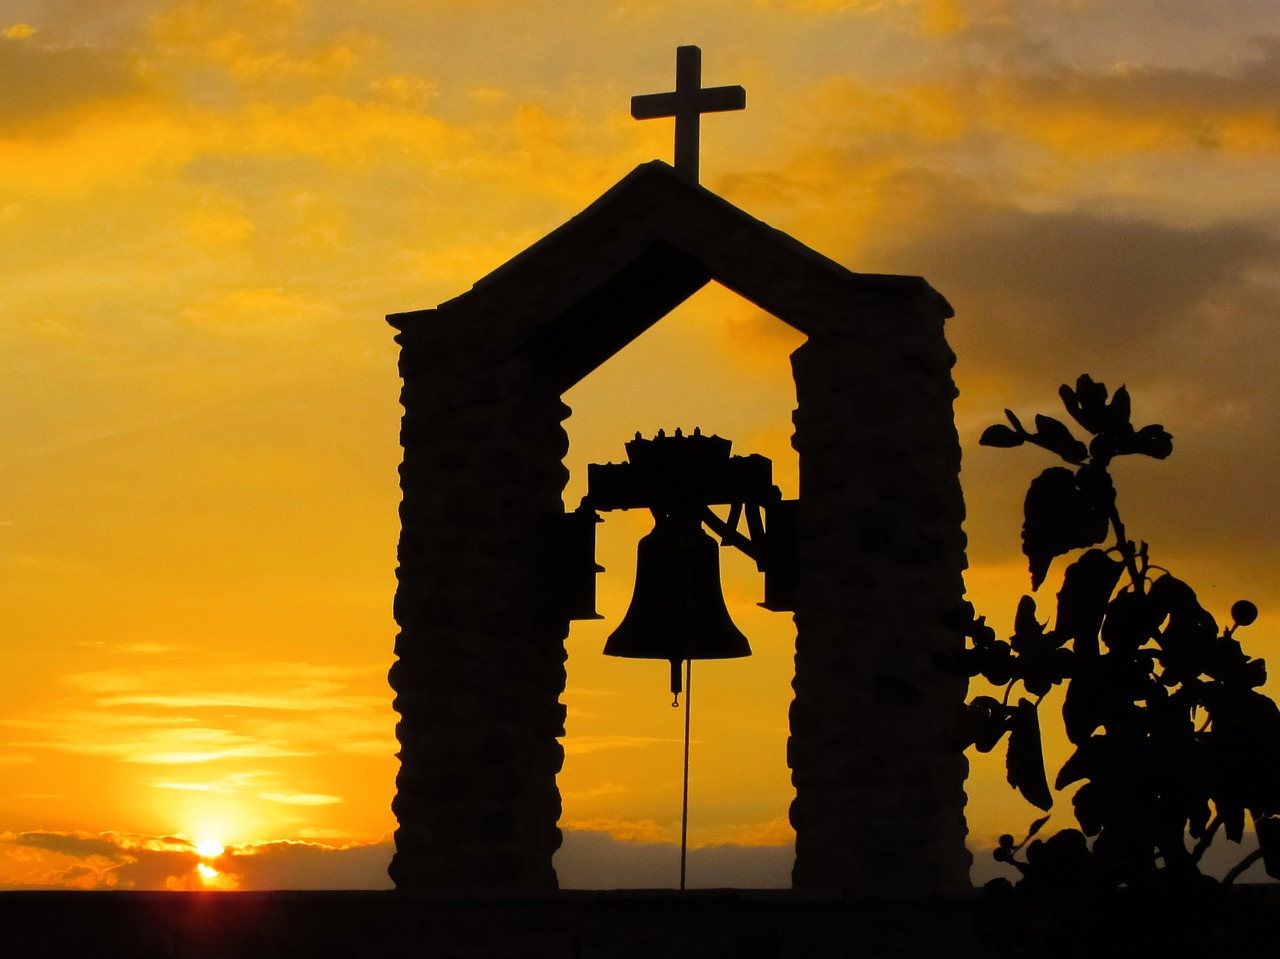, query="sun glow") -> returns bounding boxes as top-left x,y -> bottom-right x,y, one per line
196,840 -> 225,859
196,863 -> 219,880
